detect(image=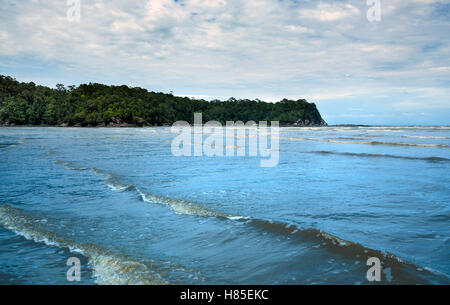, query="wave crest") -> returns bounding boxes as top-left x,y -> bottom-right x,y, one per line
54,161 -> 450,283
0,204 -> 200,285
311,151 -> 450,162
